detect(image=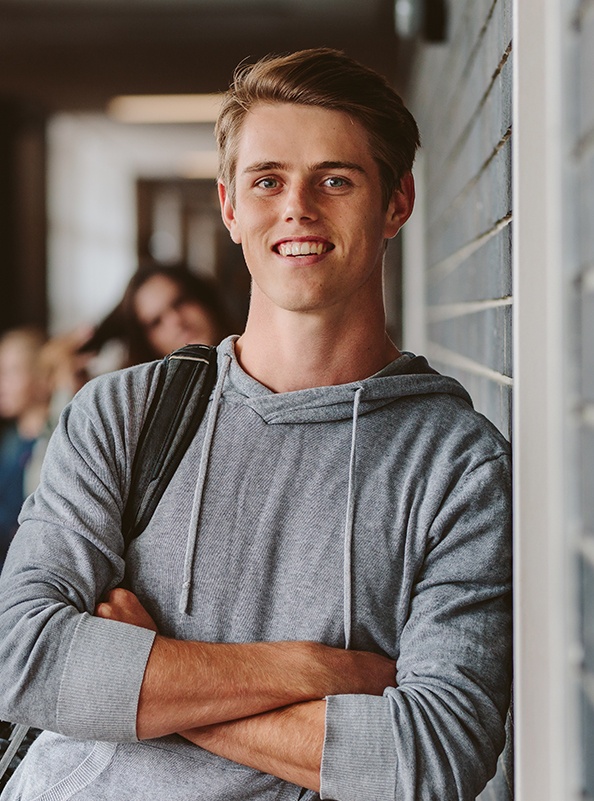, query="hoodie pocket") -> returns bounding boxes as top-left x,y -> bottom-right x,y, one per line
27,742 -> 117,801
